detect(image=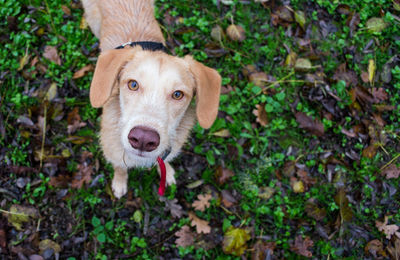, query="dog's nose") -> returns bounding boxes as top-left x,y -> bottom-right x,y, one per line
128,126 -> 160,152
